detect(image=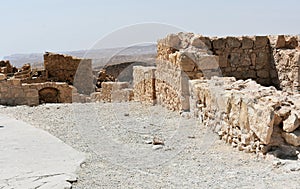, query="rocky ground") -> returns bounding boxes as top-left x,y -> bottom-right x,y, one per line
0,102 -> 300,189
